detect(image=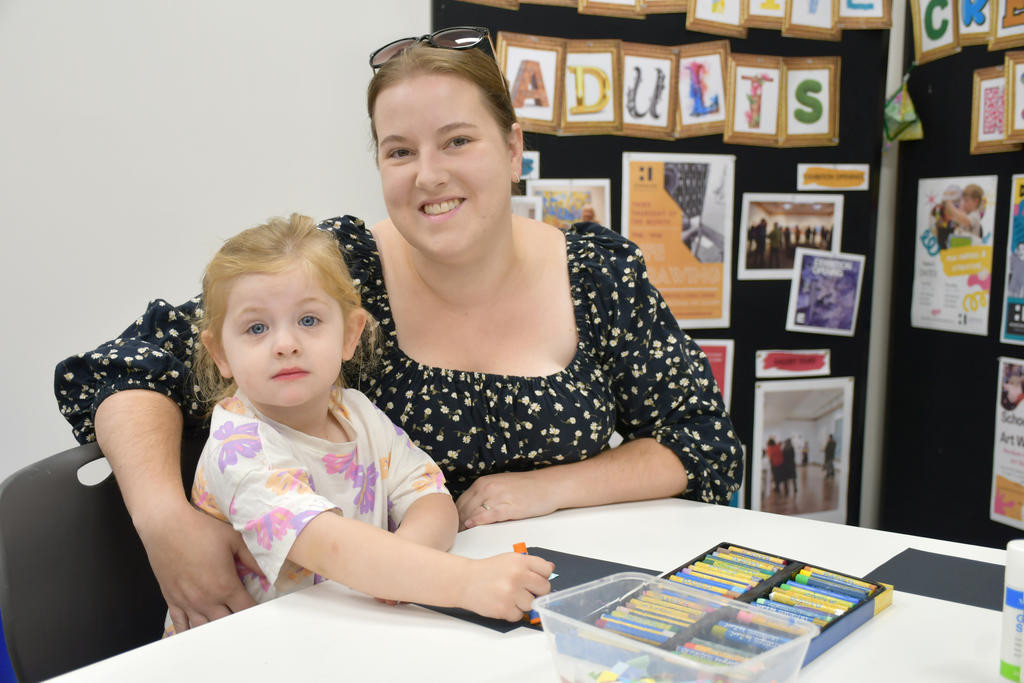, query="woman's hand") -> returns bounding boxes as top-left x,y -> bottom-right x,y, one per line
455,471 -> 559,530
458,553 -> 554,622
138,501 -> 261,632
